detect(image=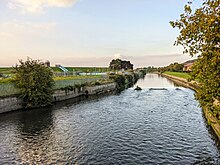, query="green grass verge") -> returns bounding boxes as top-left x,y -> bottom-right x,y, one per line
53,75 -> 102,81
0,67 -> 109,74
0,78 -> 13,84
164,71 -> 191,80
51,67 -> 109,73
0,67 -> 14,74
0,75 -> 107,96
